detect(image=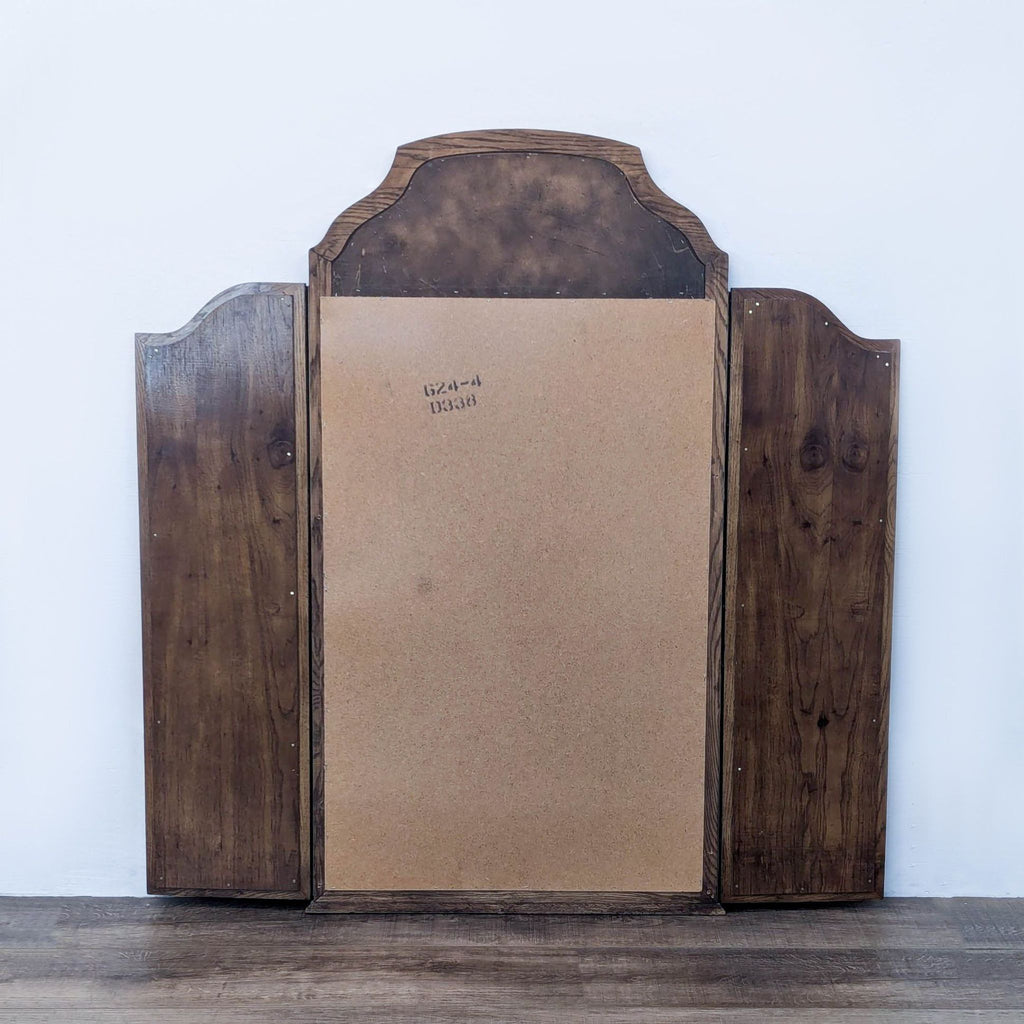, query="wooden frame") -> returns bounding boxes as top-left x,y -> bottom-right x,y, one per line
307,130 -> 729,912
138,282 -> 310,899
135,132 -> 899,908
721,289 -> 898,902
